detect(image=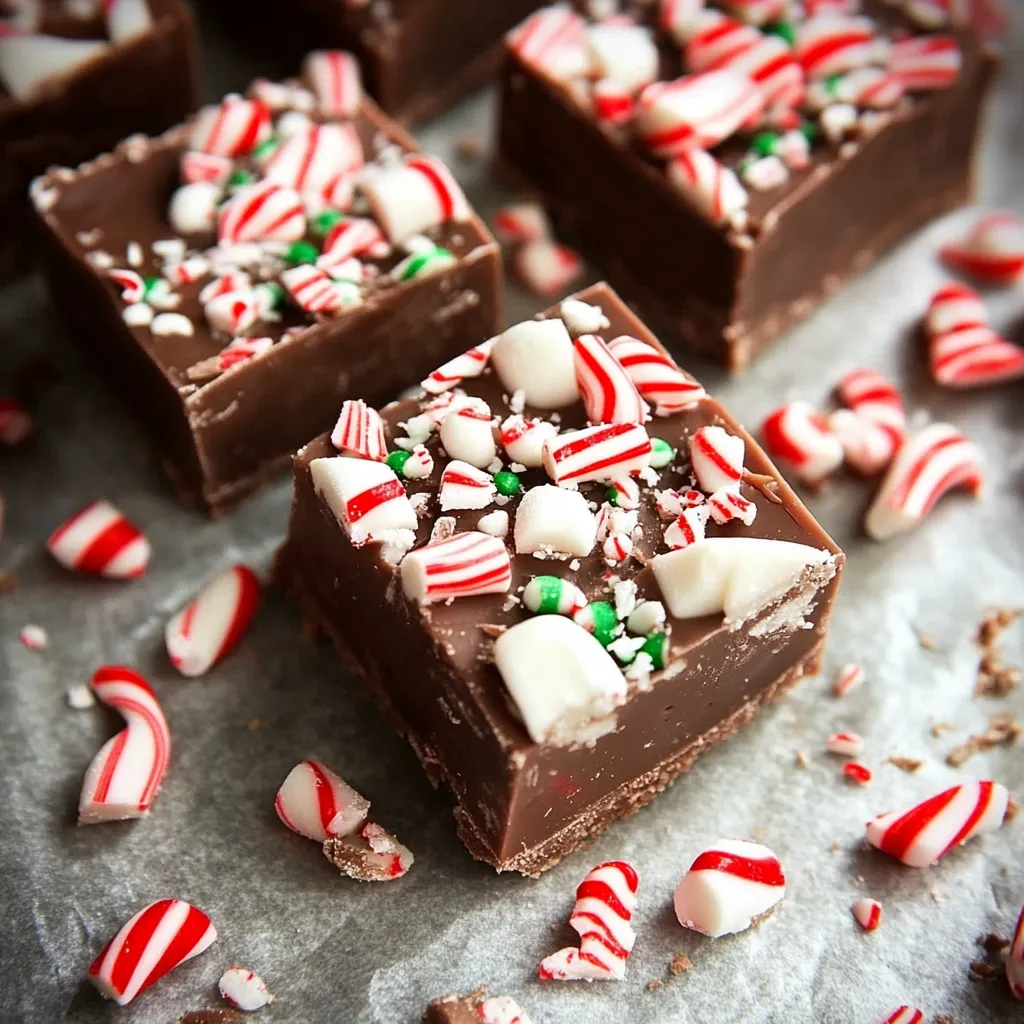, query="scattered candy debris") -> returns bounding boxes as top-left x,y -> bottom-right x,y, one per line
851,897 -> 882,932
218,967 -> 274,1011
833,662 -> 864,697
826,732 -> 863,757
18,624 -> 47,650
876,1008 -> 924,1024
945,713 -> 1019,767
323,821 -> 414,881
274,760 -> 370,842
66,684 -> 96,710
46,500 -> 150,579
761,402 -> 843,484
843,761 -> 872,785
940,212 -> 1024,285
